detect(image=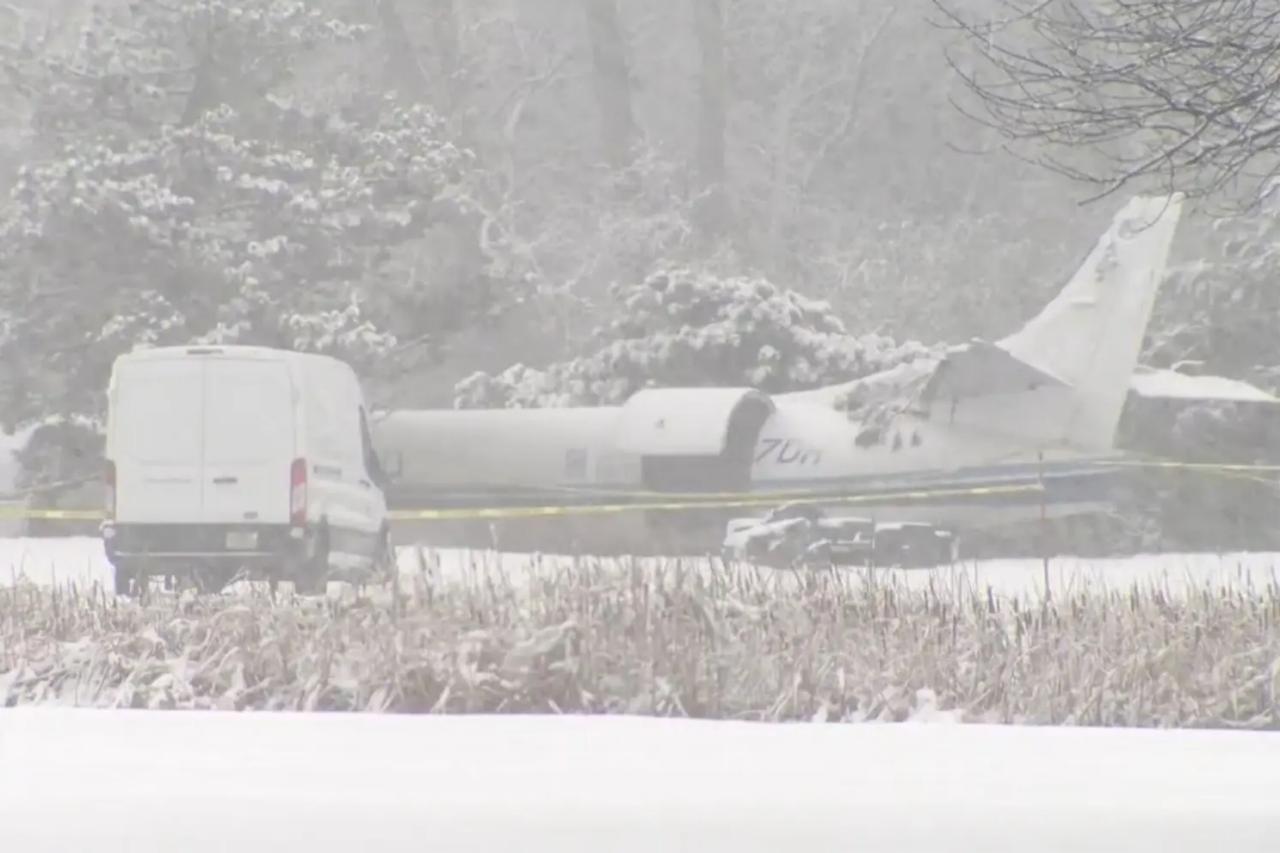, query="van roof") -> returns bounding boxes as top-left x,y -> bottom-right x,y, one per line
114,344 -> 351,369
